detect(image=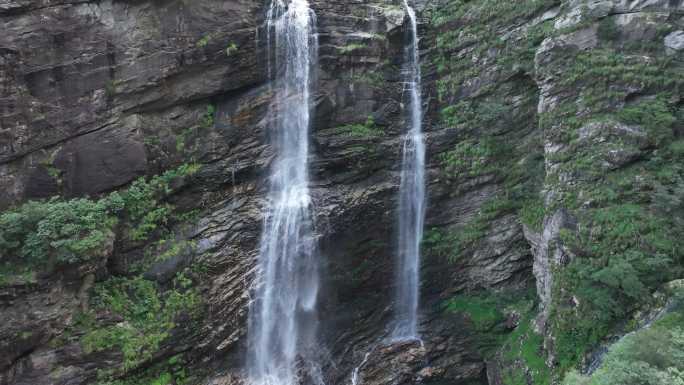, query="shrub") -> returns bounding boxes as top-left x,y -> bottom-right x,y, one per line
0,197 -> 119,264
83,273 -> 200,372
0,164 -> 200,283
